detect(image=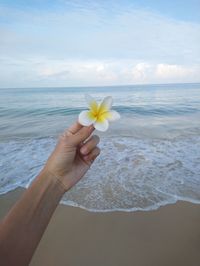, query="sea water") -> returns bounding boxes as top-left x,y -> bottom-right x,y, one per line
0,83 -> 200,212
